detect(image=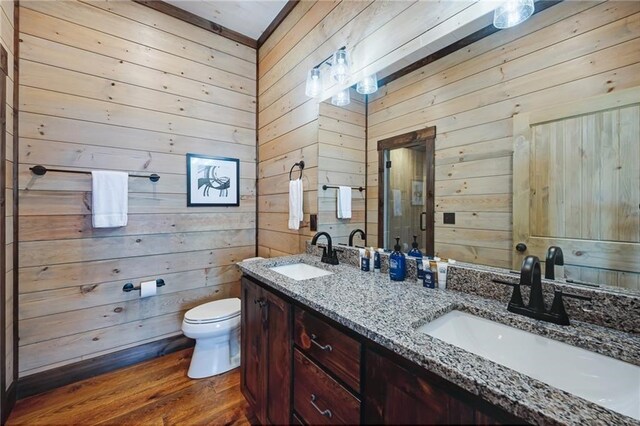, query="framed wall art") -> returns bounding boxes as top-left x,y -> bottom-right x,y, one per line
187,153 -> 240,207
